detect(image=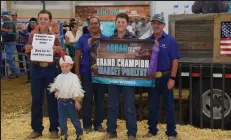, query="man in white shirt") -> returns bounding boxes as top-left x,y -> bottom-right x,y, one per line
131,18 -> 141,35
65,22 -> 83,62
137,17 -> 151,38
